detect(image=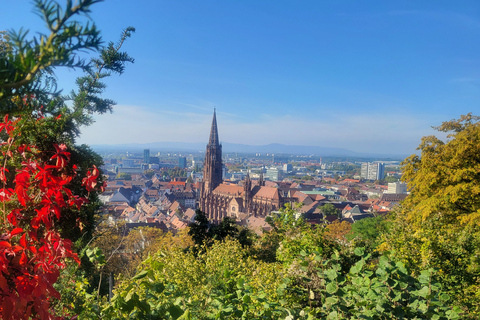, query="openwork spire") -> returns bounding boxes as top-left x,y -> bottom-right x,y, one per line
208,109 -> 219,146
